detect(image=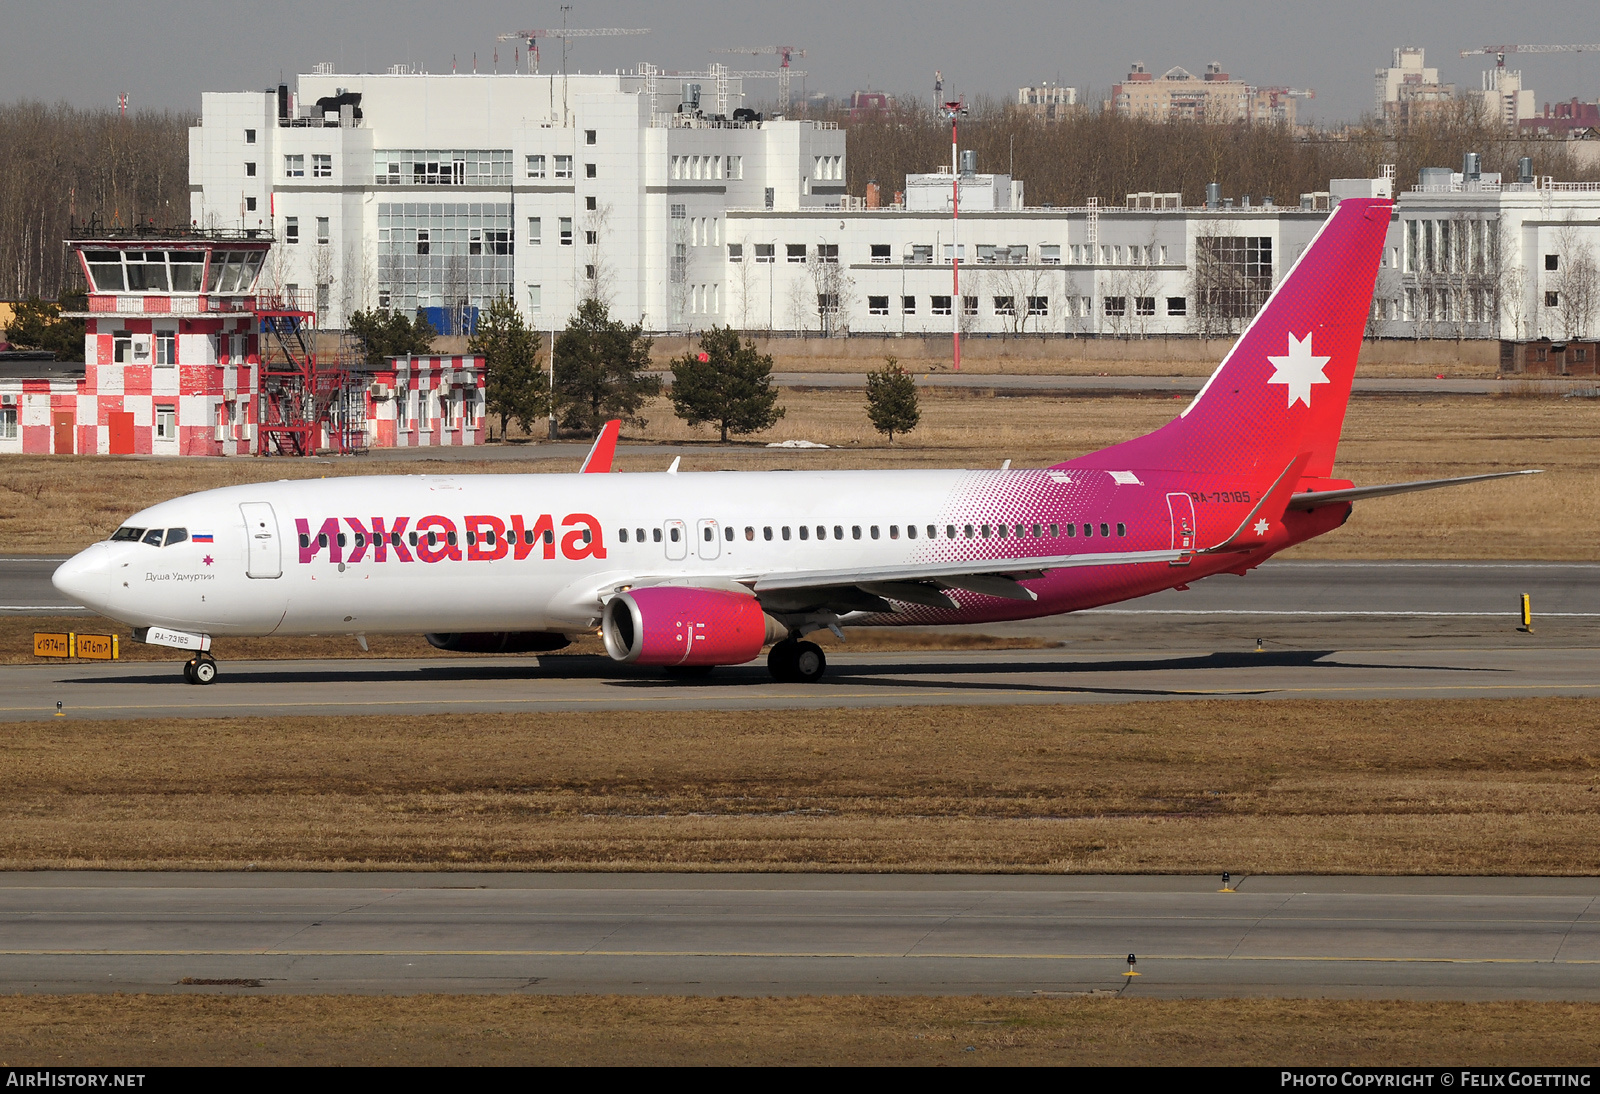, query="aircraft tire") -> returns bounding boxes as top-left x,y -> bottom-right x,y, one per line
767,640 -> 799,681
182,660 -> 196,684
191,657 -> 218,685
792,641 -> 826,683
